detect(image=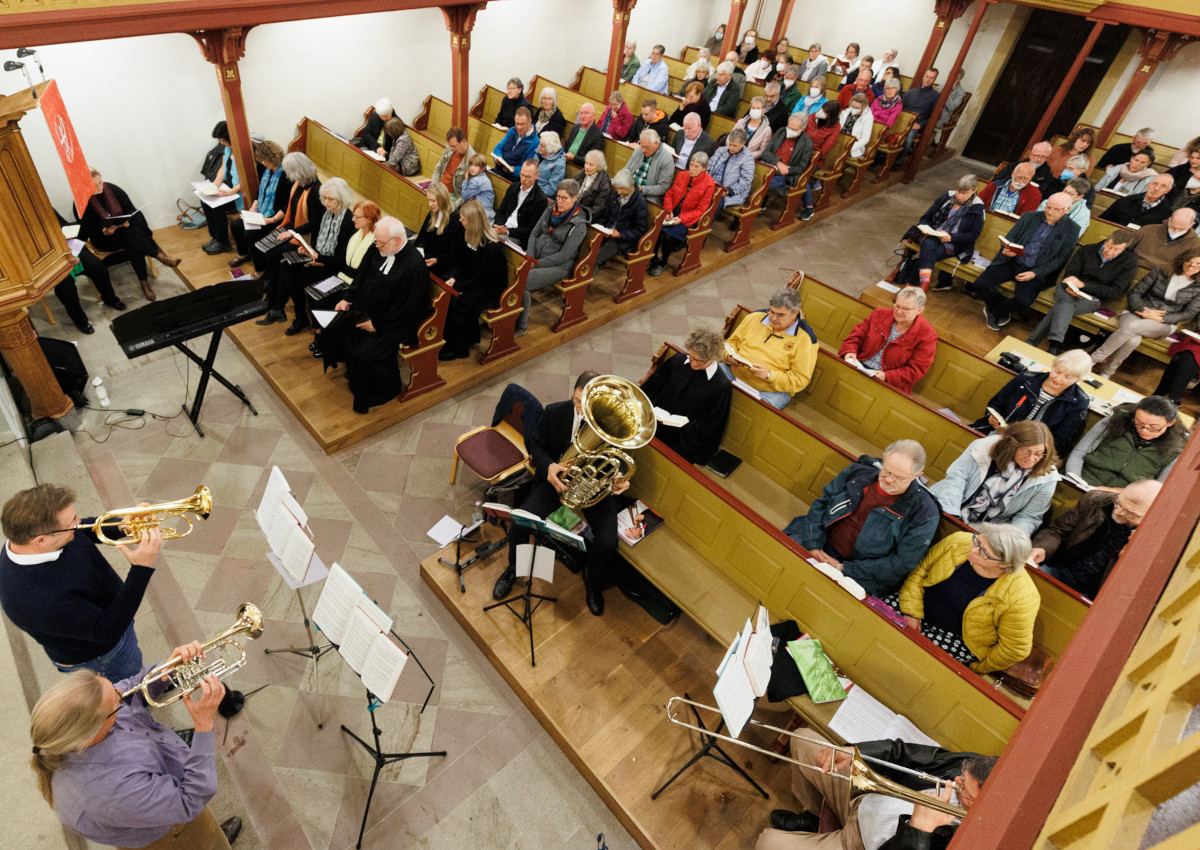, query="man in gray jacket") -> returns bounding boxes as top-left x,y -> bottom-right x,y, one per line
620,129 -> 676,205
